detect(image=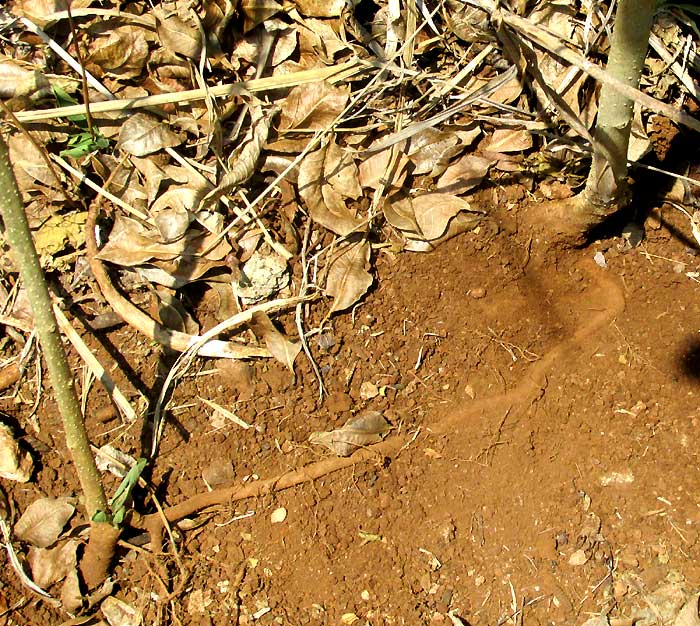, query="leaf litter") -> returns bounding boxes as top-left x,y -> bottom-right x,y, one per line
1,0 -> 700,621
